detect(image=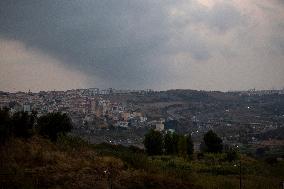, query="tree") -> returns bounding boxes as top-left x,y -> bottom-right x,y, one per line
199,141 -> 208,152
186,134 -> 194,156
172,132 -> 179,154
143,129 -> 163,155
203,130 -> 223,153
11,111 -> 35,138
37,112 -> 72,141
226,148 -> 238,162
0,108 -> 11,144
164,132 -> 179,155
178,135 -> 187,158
164,132 -> 173,155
